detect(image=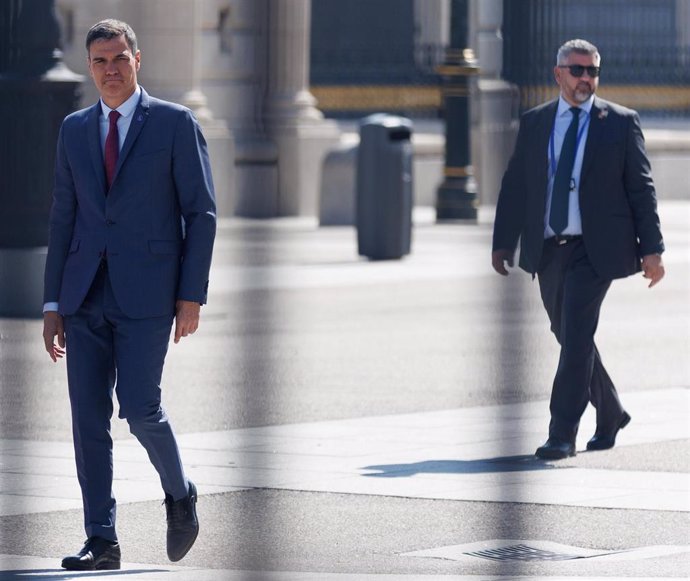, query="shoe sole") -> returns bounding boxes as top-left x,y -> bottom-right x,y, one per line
535,449 -> 576,460
586,412 -> 631,451
61,560 -> 121,570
